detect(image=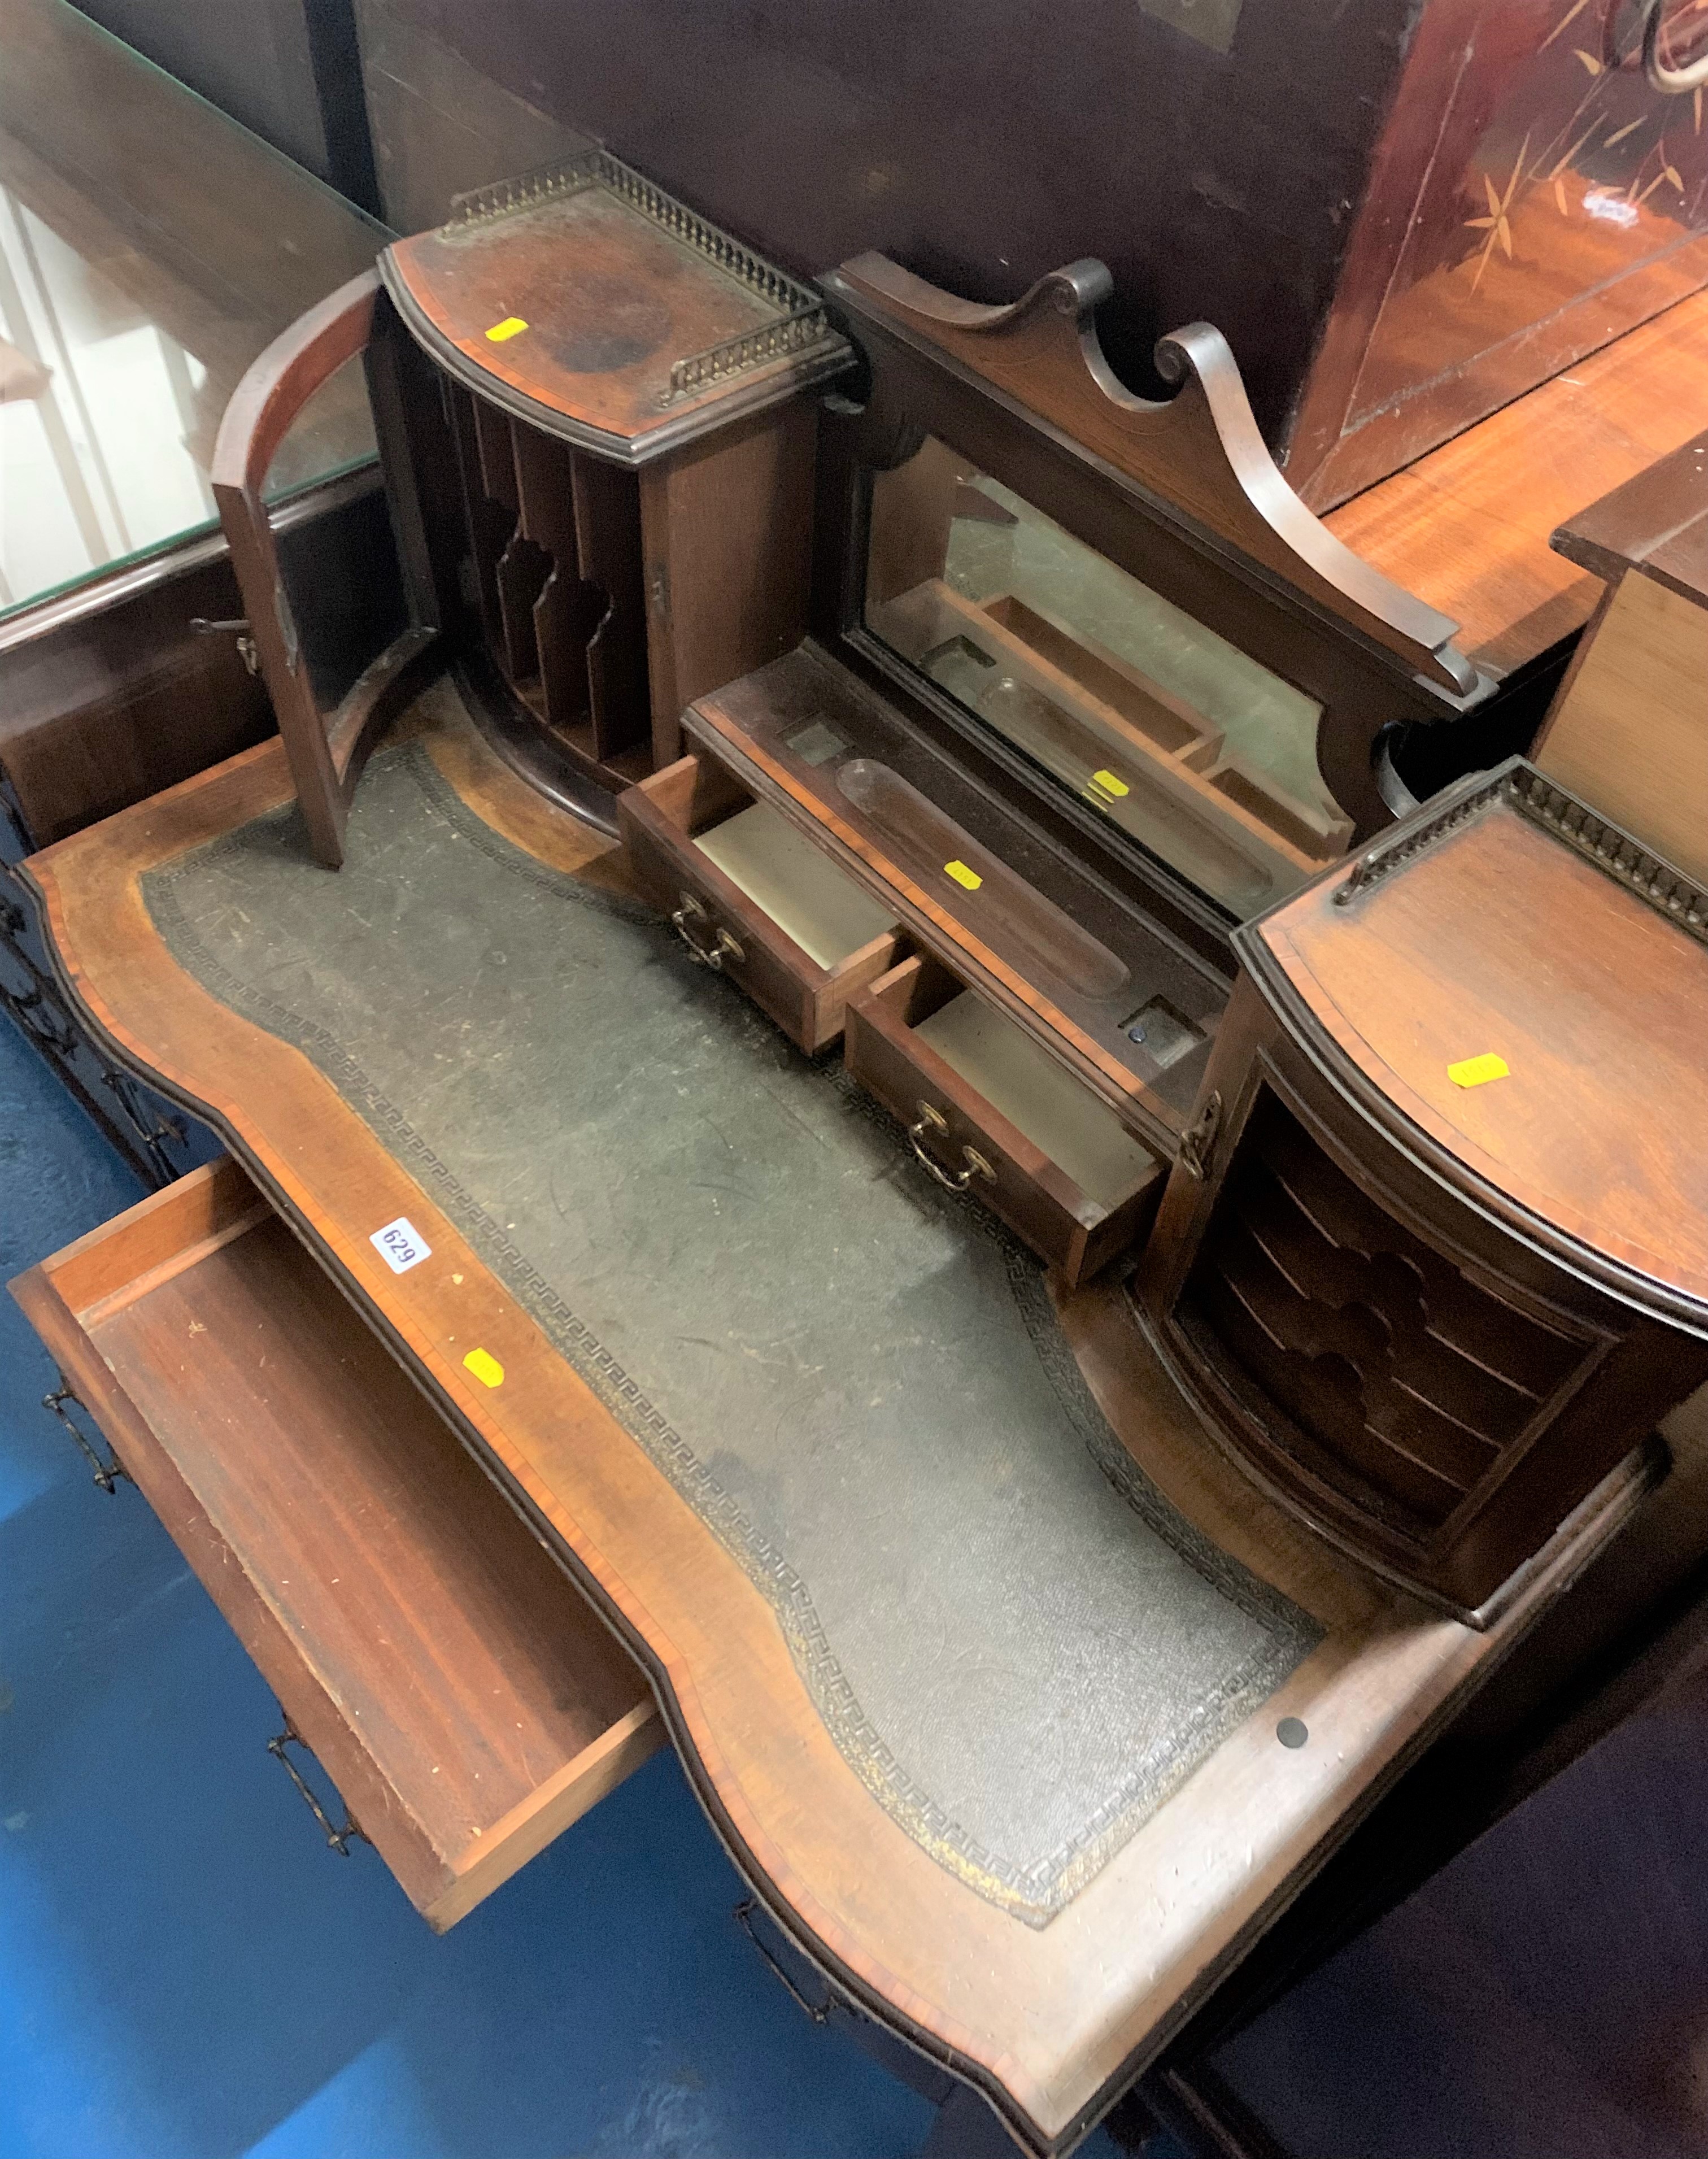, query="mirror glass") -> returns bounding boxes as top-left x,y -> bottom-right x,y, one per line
864,437 -> 1348,919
